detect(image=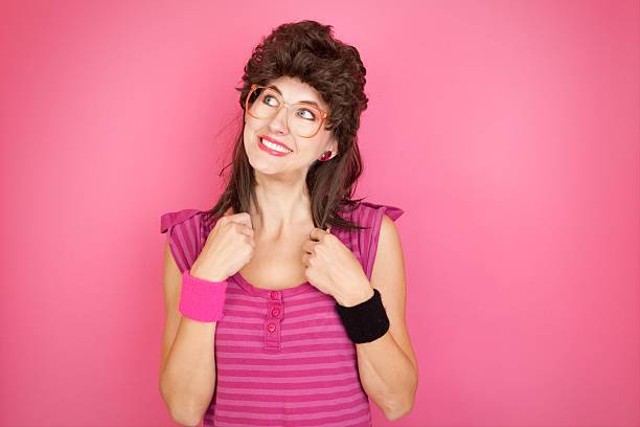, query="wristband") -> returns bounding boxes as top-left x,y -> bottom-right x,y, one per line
179,270 -> 227,322
335,289 -> 390,344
